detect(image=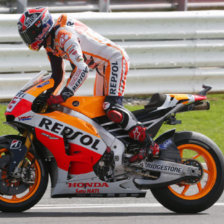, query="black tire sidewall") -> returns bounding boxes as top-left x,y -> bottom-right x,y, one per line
151,131 -> 224,213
